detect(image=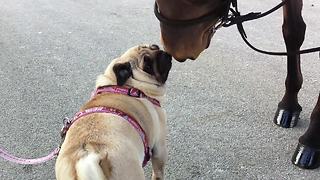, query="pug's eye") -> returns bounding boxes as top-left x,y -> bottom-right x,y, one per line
143,56 -> 154,75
